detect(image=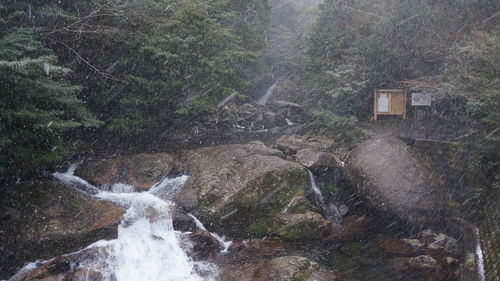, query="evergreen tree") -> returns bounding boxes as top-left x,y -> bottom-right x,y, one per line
0,27 -> 101,179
